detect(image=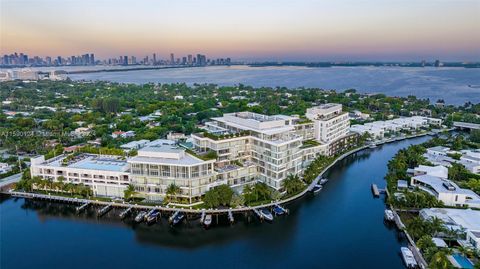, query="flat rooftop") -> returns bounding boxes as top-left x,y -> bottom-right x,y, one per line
45,154 -> 128,172
421,208 -> 480,231
128,154 -> 207,166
